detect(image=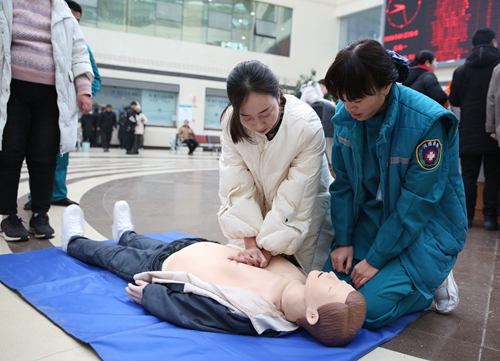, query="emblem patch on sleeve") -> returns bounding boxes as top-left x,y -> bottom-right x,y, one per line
416,139 -> 442,170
